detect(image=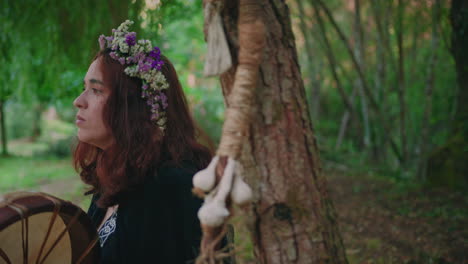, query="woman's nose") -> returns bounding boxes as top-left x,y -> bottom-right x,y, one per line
73,92 -> 87,109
